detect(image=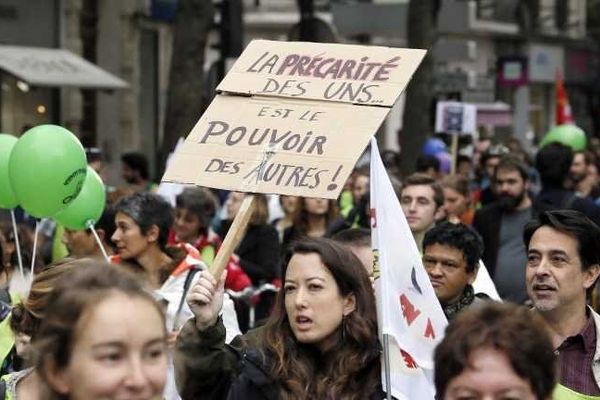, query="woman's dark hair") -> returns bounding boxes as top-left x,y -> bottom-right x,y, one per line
93,204 -> 116,250
2,223 -> 44,273
10,258 -> 97,339
292,198 -> 339,237
250,194 -> 270,226
114,192 -> 174,250
423,222 -> 483,273
262,238 -> 380,400
434,302 -> 556,400
36,263 -> 165,398
120,152 -> 150,180
175,187 -> 218,231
